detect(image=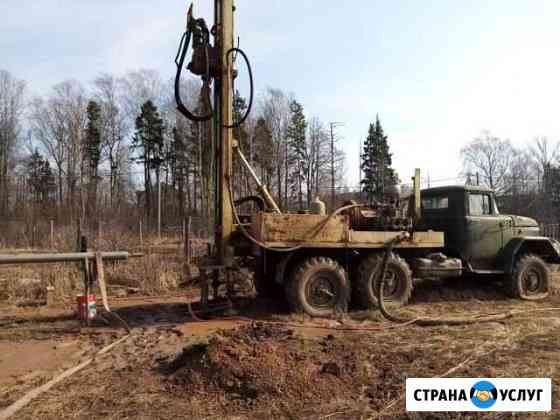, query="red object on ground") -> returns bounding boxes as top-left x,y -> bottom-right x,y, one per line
76,294 -> 97,321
